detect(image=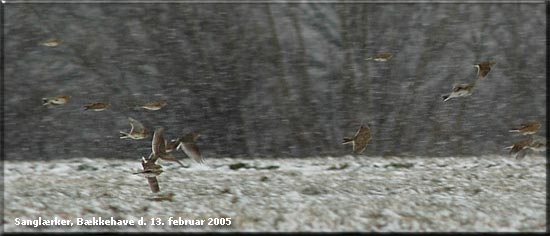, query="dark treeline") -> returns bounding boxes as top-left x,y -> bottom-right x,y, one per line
5,3 -> 546,160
